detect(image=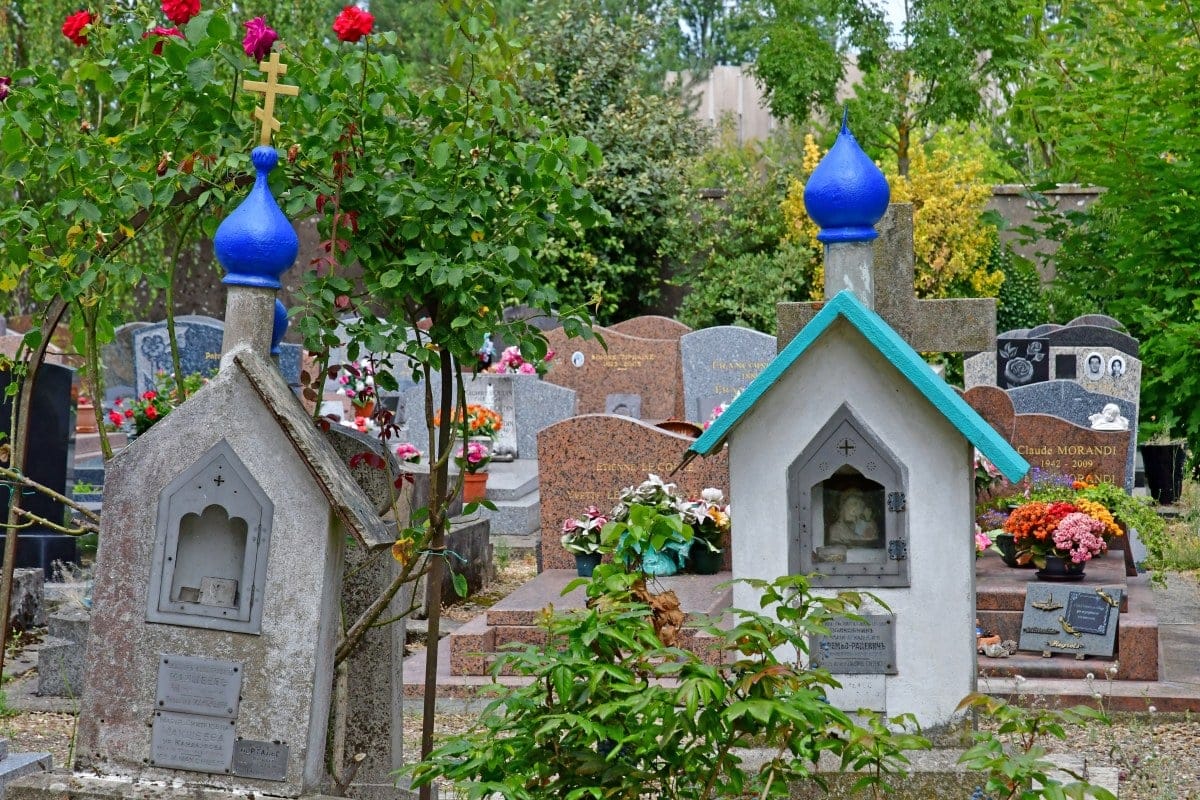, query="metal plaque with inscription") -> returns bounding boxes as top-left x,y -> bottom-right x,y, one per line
150,711 -> 236,774
810,614 -> 897,674
233,739 -> 289,781
157,654 -> 243,718
1017,585 -> 1123,659
1065,592 -> 1112,636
